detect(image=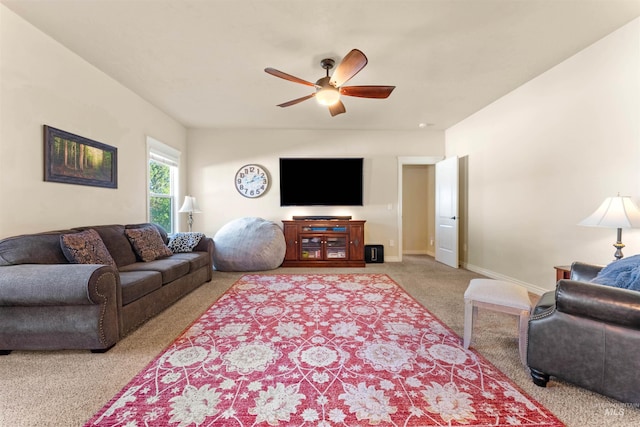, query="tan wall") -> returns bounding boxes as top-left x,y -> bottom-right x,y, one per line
446,18 -> 640,292
402,165 -> 435,255
185,129 -> 445,261
0,6 -> 188,238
